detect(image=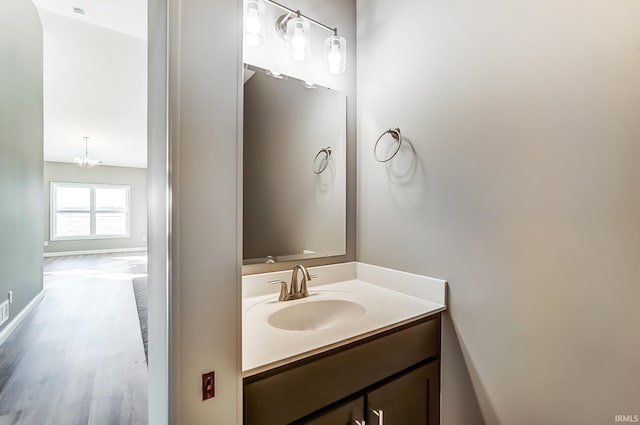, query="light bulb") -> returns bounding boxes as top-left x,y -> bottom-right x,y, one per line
328,48 -> 342,65
328,47 -> 342,74
291,34 -> 307,51
245,13 -> 261,34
